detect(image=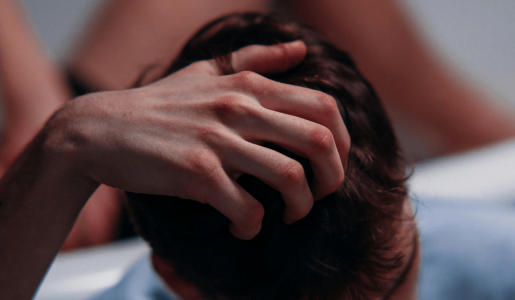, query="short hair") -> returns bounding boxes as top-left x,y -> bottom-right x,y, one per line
127,13 -> 408,300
